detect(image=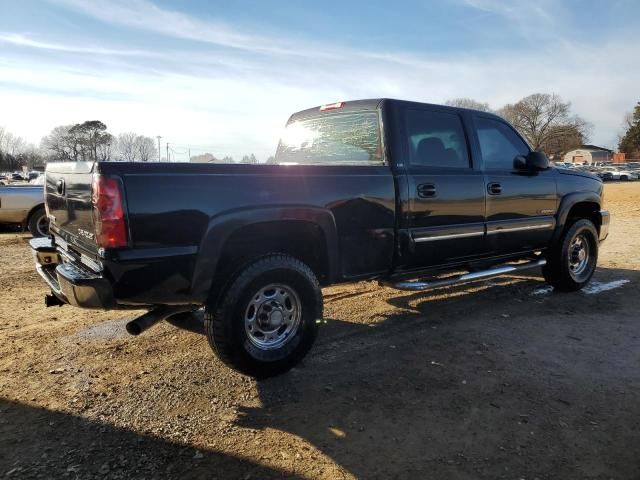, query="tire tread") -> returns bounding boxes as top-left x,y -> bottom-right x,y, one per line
204,254 -> 321,377
543,218 -> 598,292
